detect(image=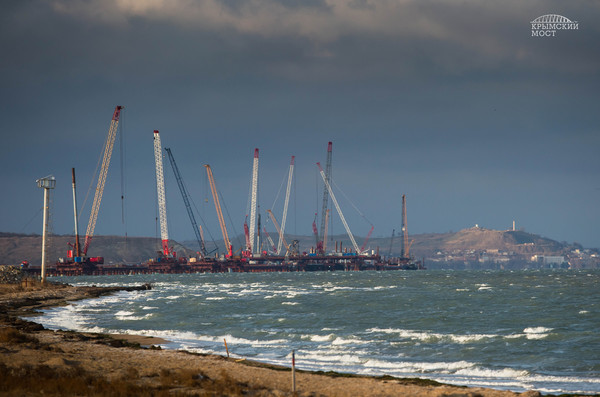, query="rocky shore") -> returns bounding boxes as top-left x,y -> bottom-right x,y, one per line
0,280 -> 547,396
